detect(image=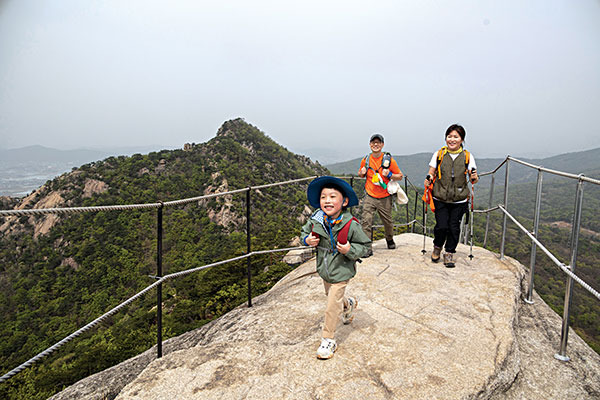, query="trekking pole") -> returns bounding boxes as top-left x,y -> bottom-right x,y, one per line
421,200 -> 427,254
468,170 -> 476,260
